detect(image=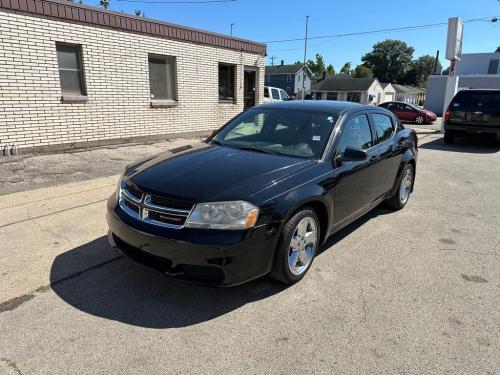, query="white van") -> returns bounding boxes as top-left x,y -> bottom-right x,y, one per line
263,86 -> 290,103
